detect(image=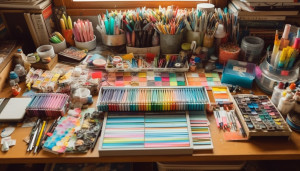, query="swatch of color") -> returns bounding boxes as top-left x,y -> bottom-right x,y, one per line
186,72 -> 221,90
101,112 -> 190,150
189,111 -> 213,149
105,72 -> 186,87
